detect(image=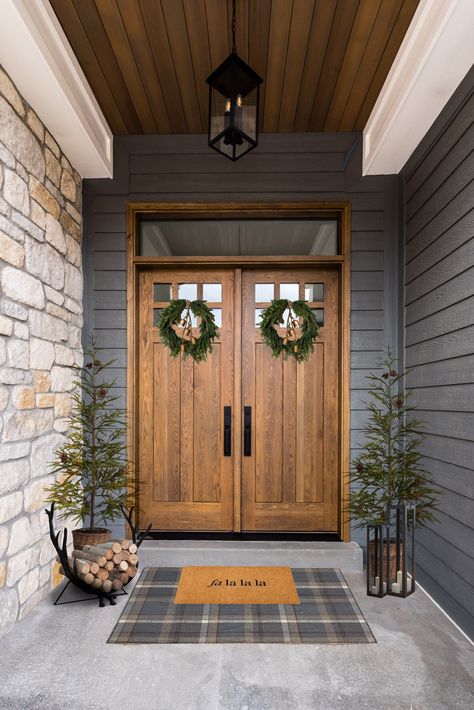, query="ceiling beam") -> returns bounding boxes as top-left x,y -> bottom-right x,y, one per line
0,0 -> 112,178
363,0 -> 474,176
